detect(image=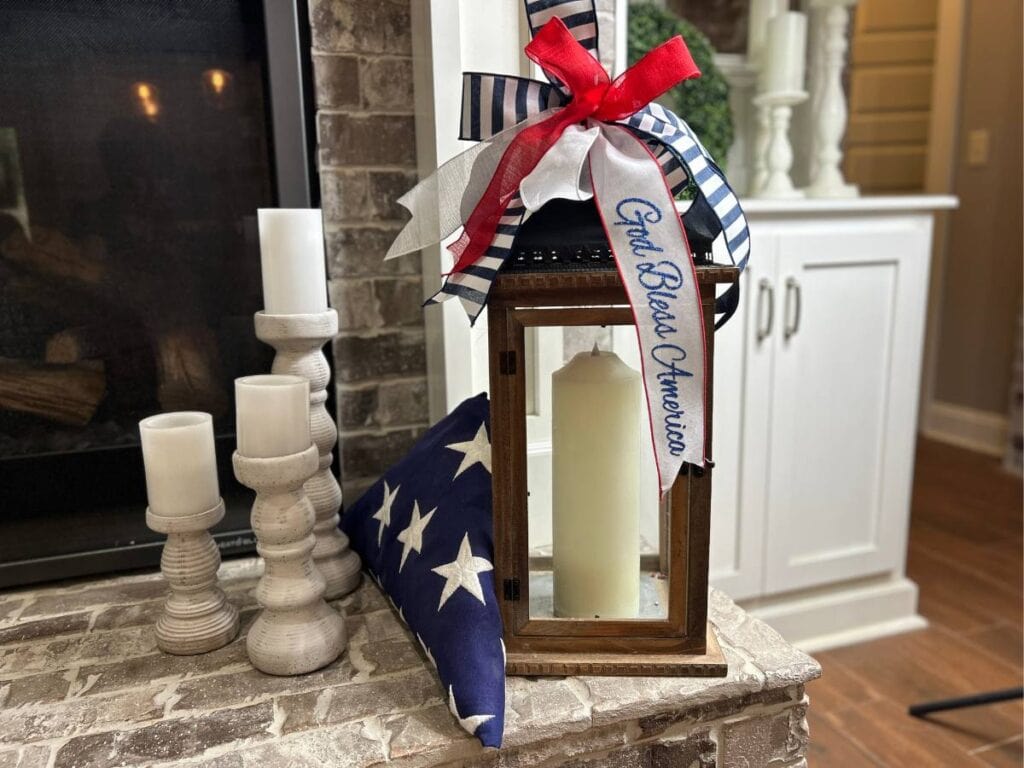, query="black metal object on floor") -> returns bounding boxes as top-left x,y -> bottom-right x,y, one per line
909,687 -> 1024,718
